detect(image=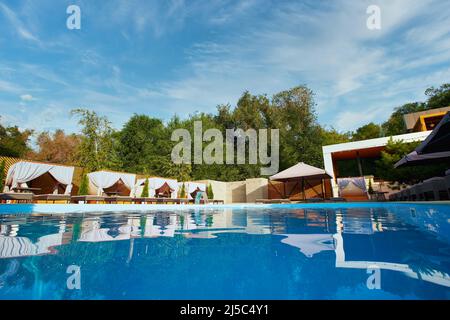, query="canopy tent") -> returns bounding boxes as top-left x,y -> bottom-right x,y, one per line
3,161 -> 74,194
395,112 -> 450,167
181,182 -> 206,199
269,162 -> 332,200
88,171 -> 136,196
147,178 -> 179,199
